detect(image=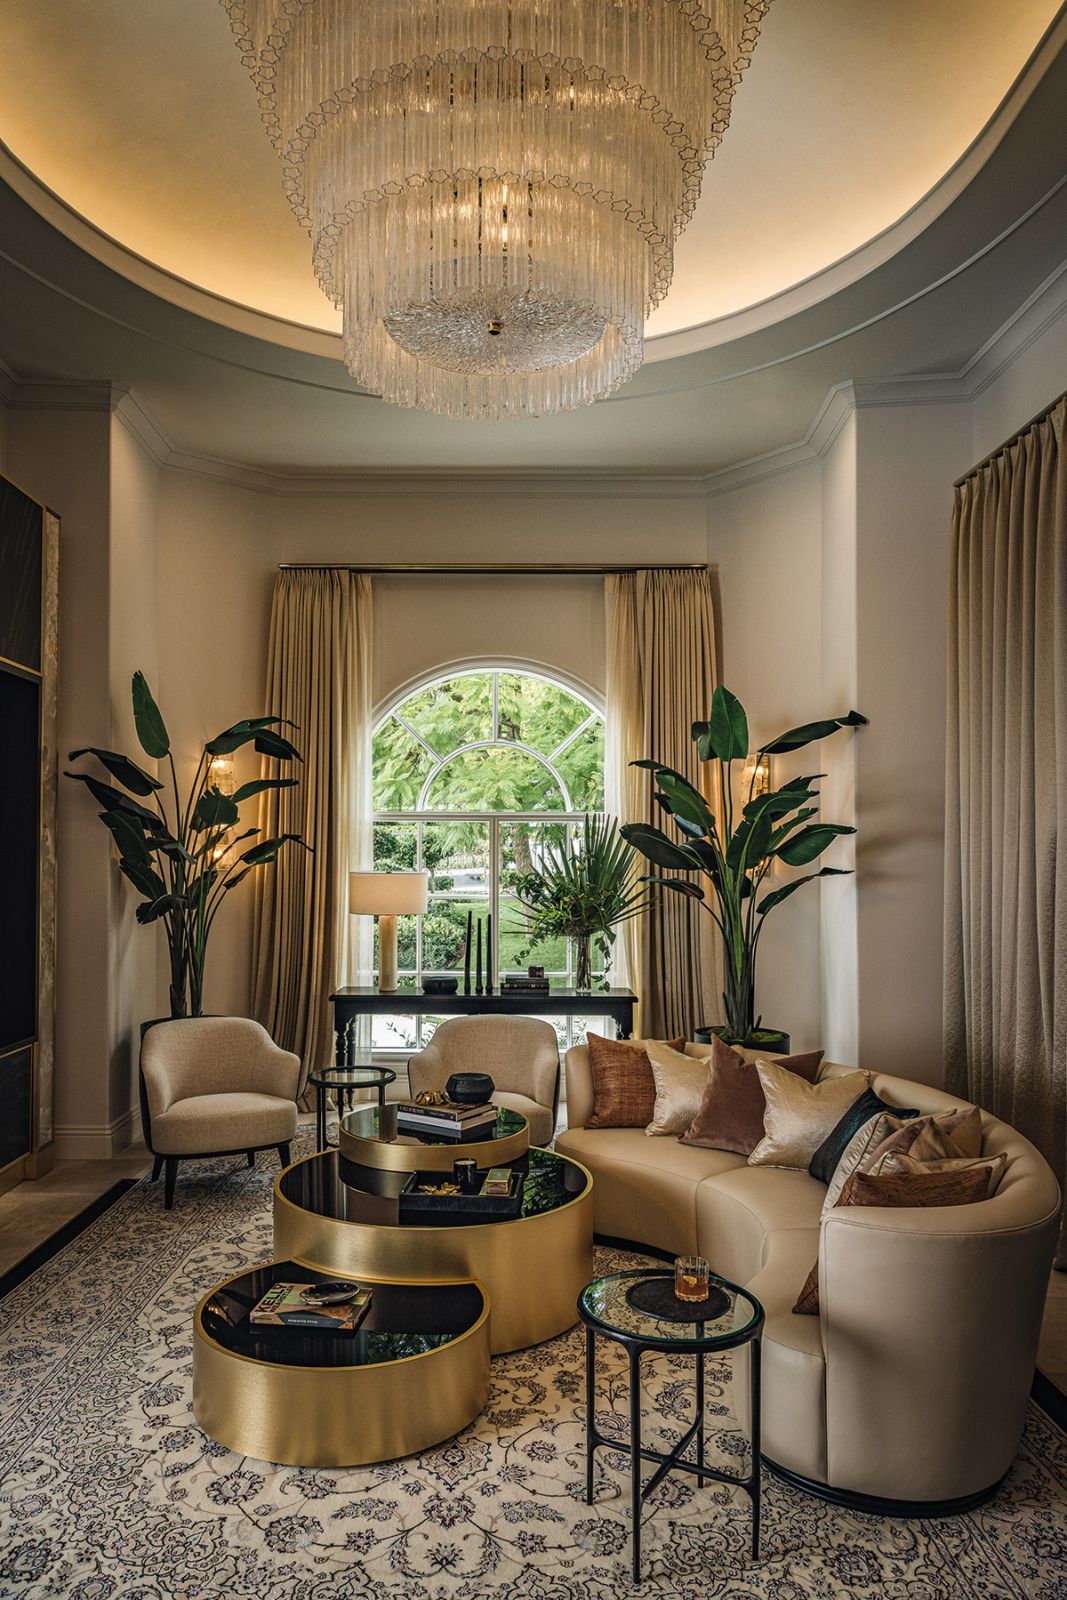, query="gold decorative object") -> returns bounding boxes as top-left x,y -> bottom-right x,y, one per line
219,1 -> 769,420
414,1090 -> 449,1106
274,1151 -> 594,1355
192,1265 -> 490,1467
